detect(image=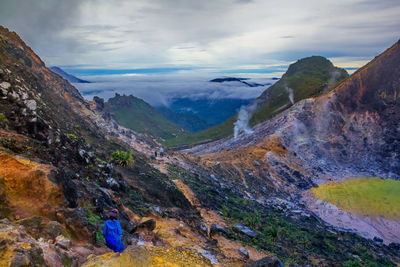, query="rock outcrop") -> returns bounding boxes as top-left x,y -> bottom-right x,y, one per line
0,153 -> 64,220
0,219 -> 79,267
